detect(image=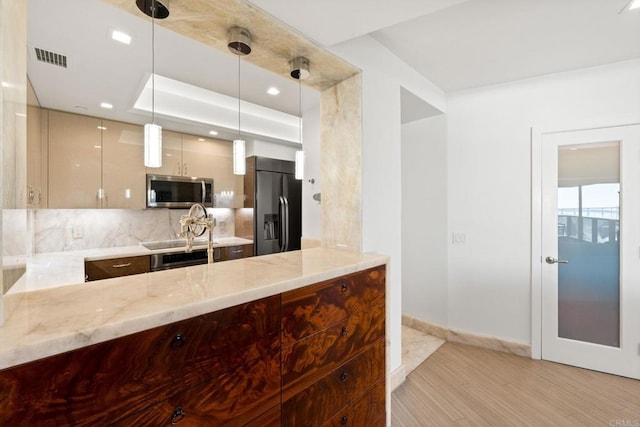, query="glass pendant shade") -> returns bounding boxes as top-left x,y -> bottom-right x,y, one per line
295,150 -> 304,180
233,139 -> 246,175
144,123 -> 163,167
